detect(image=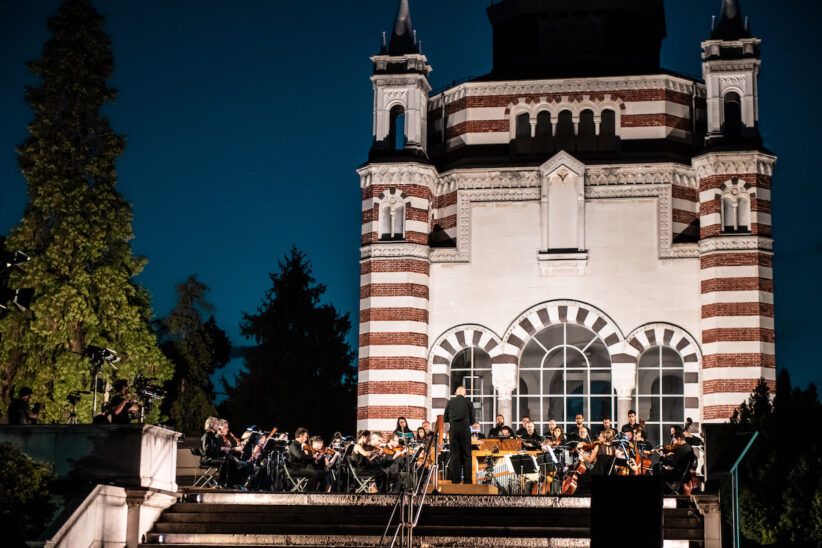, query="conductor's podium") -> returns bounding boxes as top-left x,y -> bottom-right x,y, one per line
471,438 -> 541,492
